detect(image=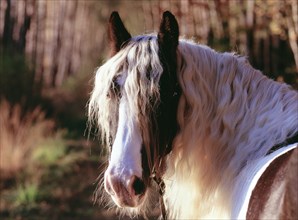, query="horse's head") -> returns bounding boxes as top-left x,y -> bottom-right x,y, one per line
88,11 -> 181,211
